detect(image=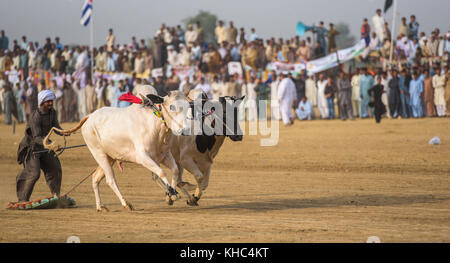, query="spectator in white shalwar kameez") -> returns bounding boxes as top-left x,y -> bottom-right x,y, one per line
107,79 -> 119,108
316,74 -> 329,119
72,80 -> 86,121
246,76 -> 258,121
270,72 -> 281,120
305,74 -> 317,106
372,9 -> 386,42
277,72 -> 297,126
295,96 -> 314,120
167,45 -> 178,67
